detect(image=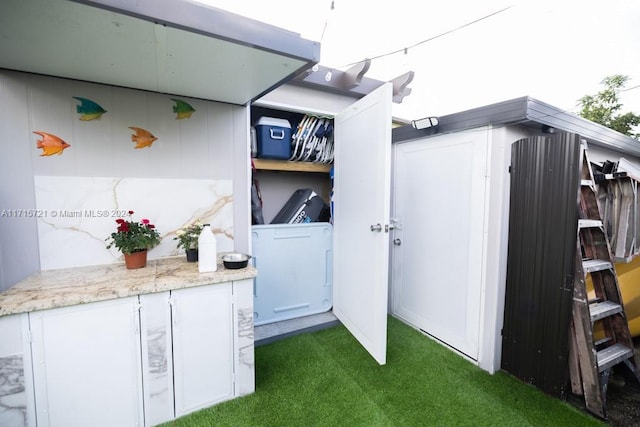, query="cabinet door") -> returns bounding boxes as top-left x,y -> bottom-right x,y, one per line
171,284 -> 234,417
333,83 -> 392,365
30,297 -> 144,427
